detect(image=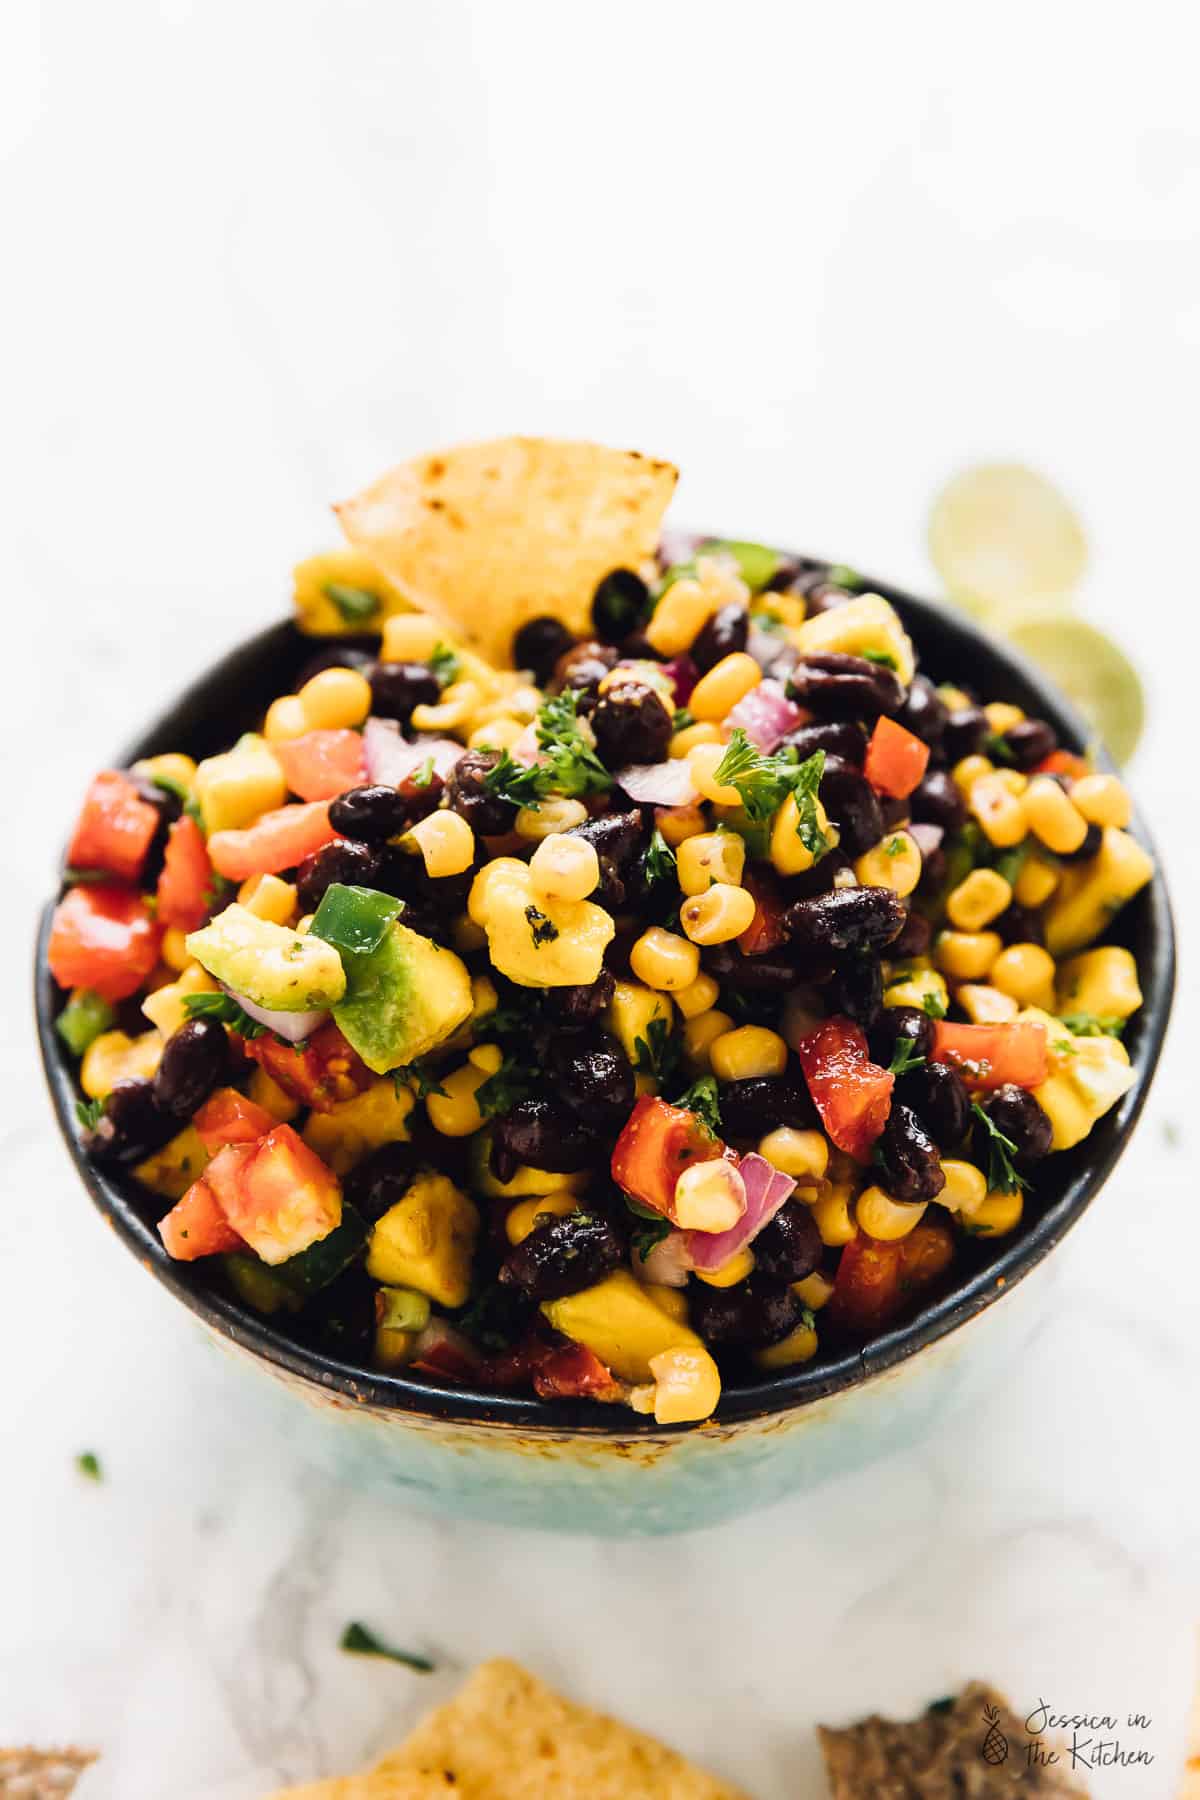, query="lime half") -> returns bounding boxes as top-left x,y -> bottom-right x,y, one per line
928,463 -> 1088,620
1006,617 -> 1145,766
